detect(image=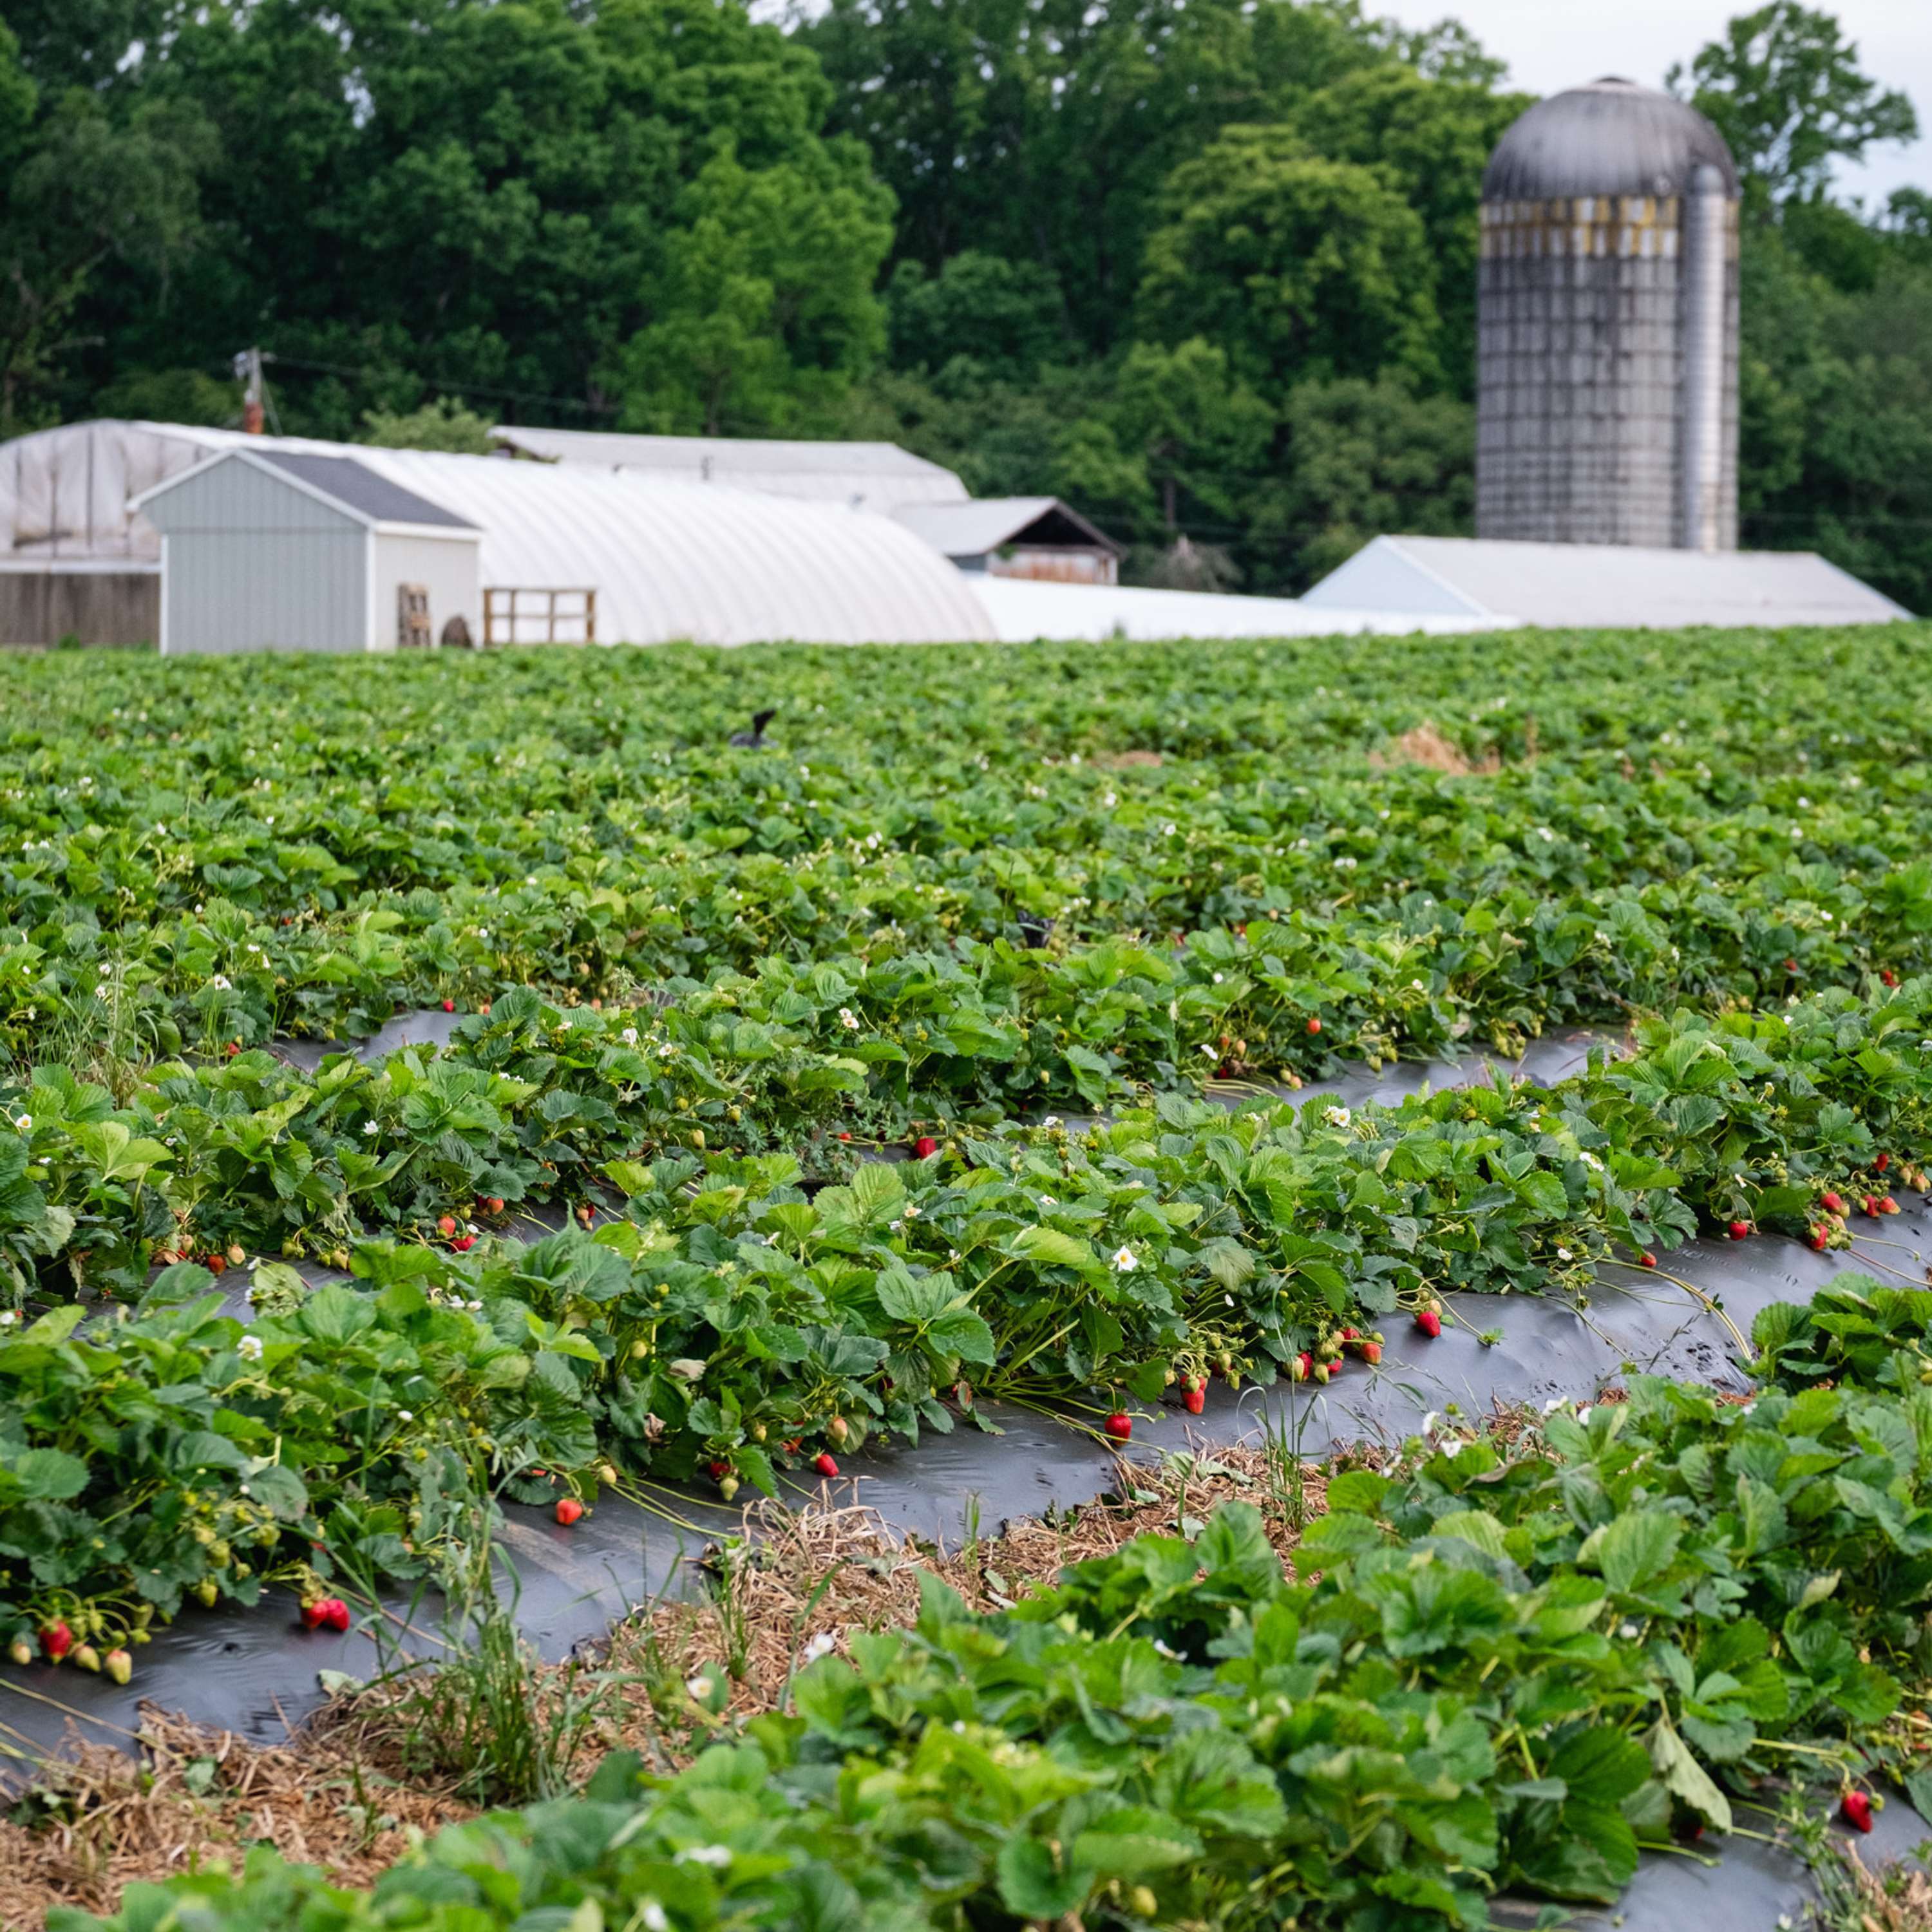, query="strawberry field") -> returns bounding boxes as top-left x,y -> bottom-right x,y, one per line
6,621 -> 1932,1929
